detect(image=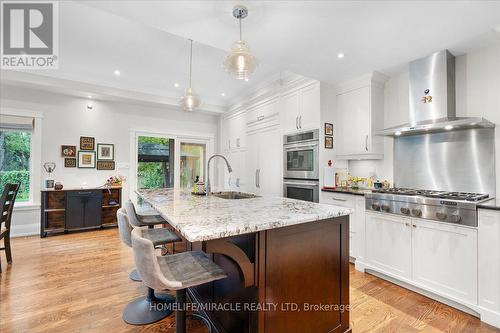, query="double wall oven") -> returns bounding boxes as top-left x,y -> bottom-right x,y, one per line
283,130 -> 319,202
